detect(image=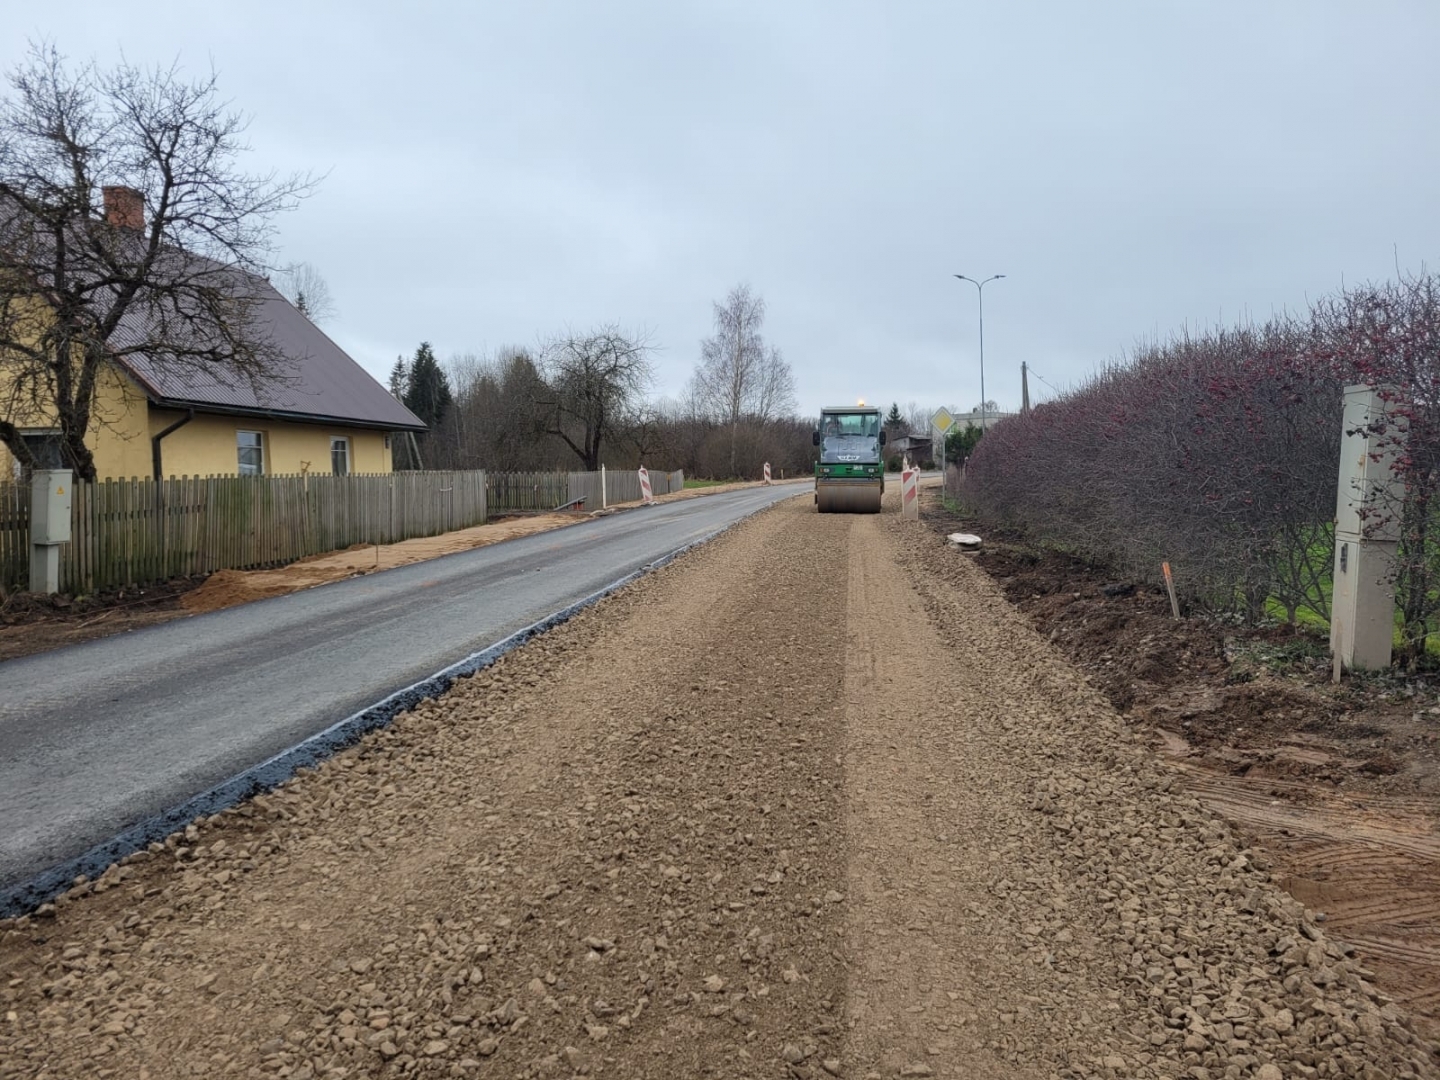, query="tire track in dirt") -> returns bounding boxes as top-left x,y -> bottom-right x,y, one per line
840,509 -> 1079,1078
